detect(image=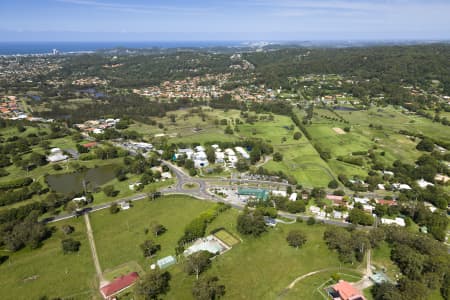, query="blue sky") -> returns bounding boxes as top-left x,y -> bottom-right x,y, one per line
0,0 -> 449,41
